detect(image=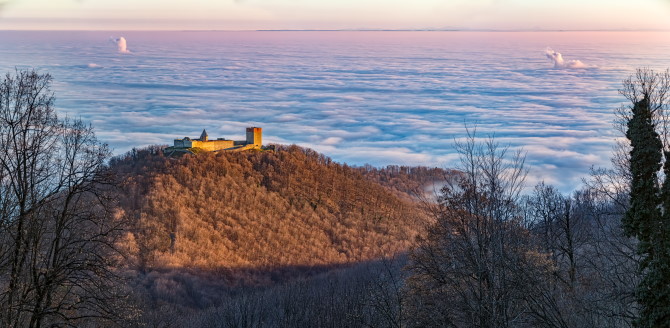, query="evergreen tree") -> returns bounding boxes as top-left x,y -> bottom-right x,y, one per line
621,68 -> 670,327
647,150 -> 670,327
623,96 -> 662,238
